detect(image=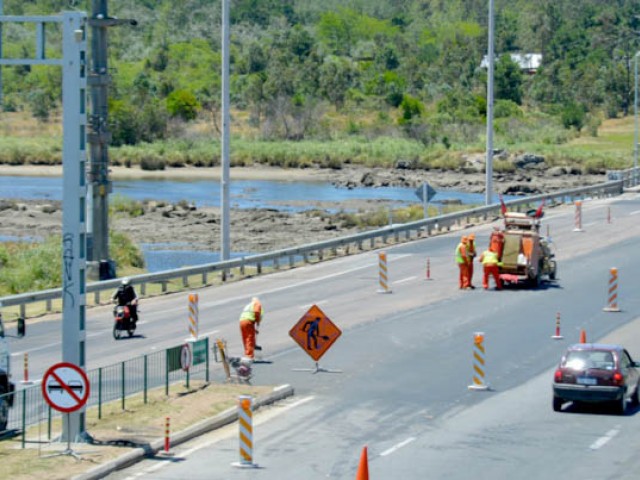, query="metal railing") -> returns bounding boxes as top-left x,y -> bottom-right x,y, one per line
1,337 -> 211,446
0,168 -> 638,320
